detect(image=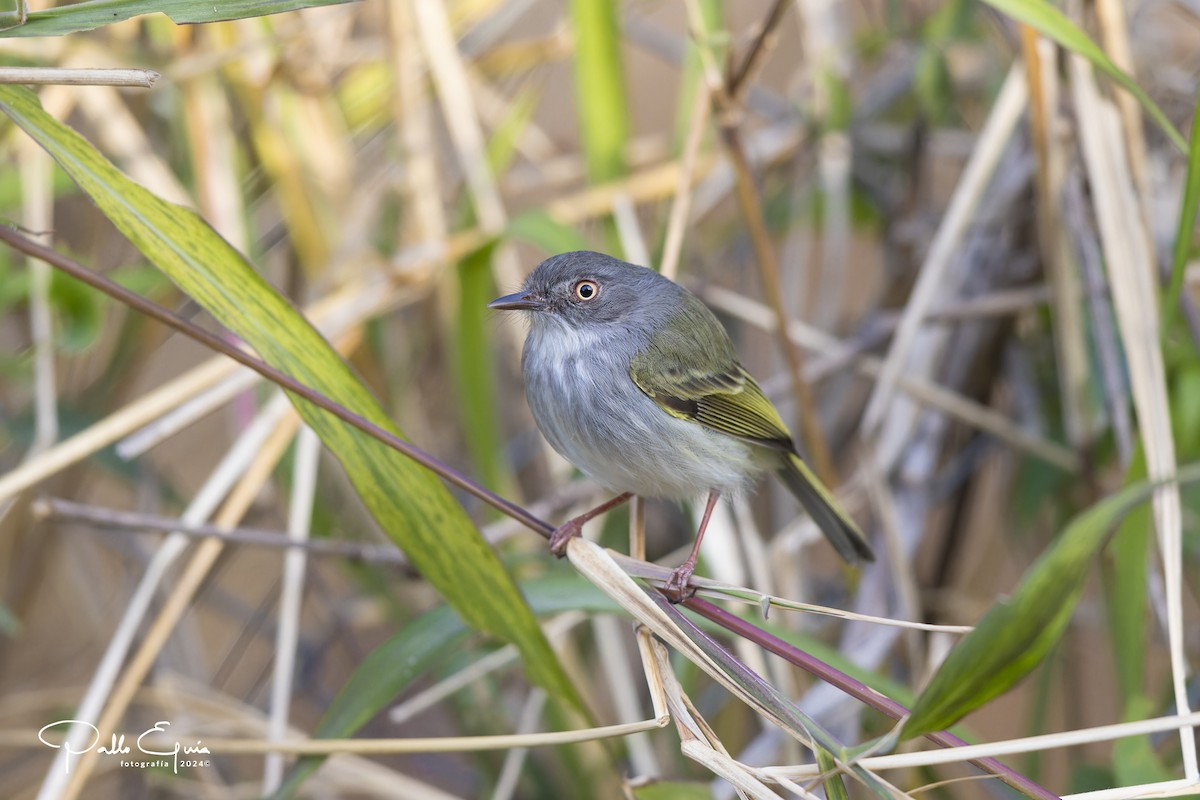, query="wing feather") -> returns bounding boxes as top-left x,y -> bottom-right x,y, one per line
630,360 -> 793,451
